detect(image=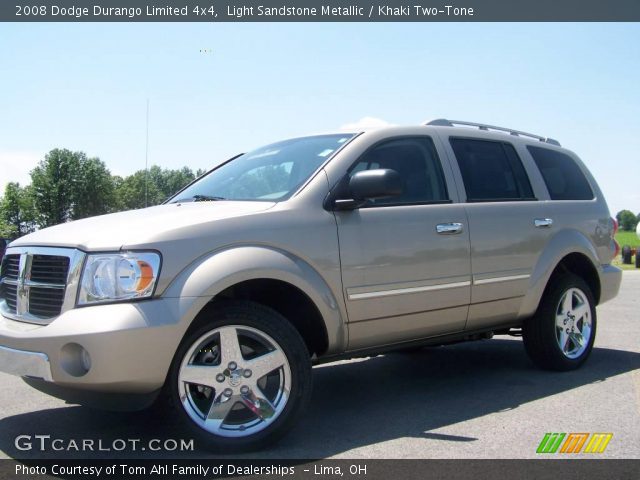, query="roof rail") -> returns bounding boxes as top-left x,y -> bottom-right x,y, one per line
425,119 -> 561,146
